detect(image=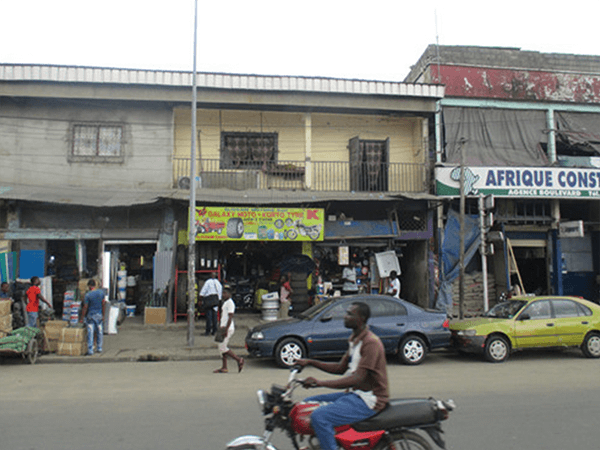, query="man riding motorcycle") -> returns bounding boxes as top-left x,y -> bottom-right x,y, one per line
296,301 -> 389,450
